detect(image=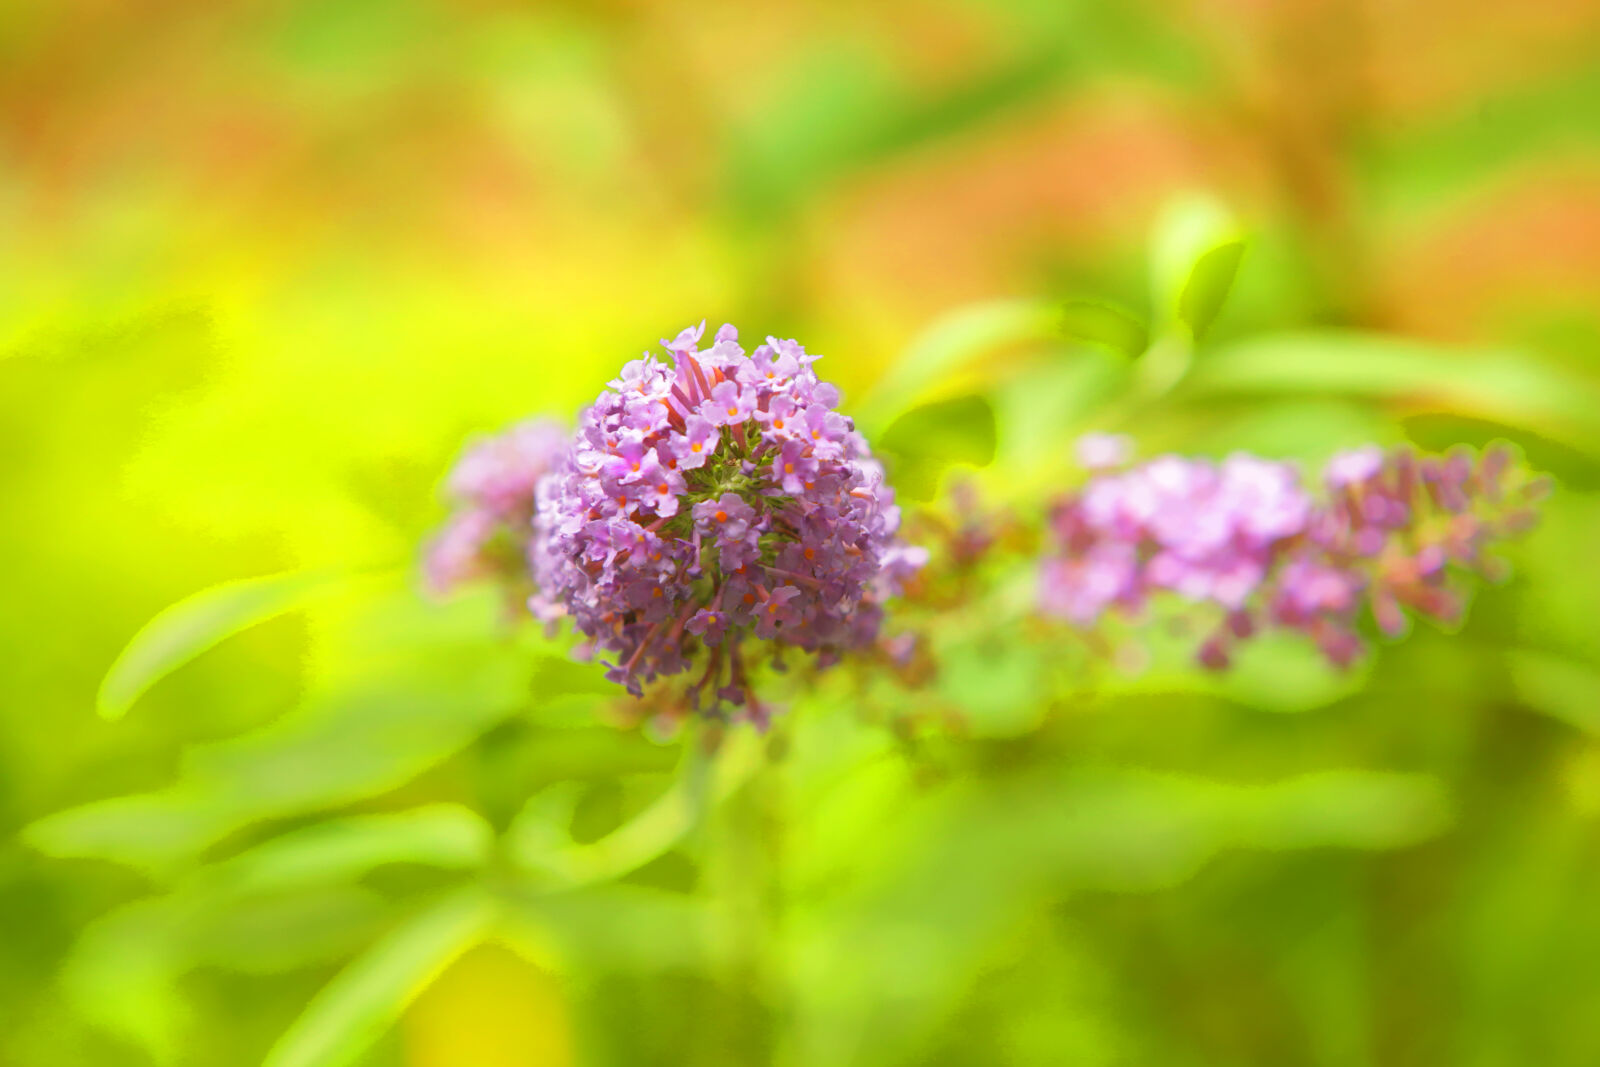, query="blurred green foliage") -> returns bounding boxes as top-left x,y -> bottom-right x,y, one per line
4,1 -> 1600,1065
